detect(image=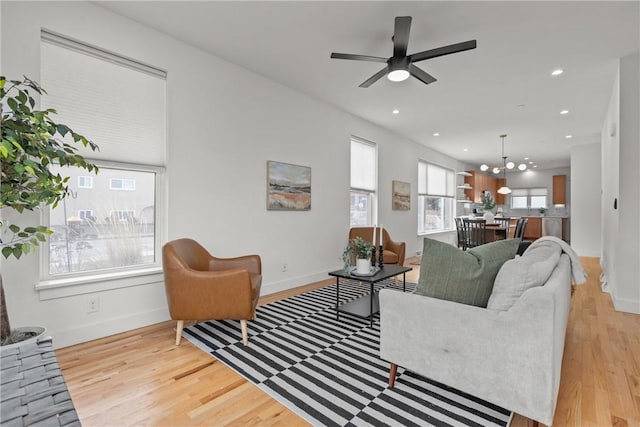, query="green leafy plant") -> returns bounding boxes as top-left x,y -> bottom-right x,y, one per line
481,191 -> 496,211
539,207 -> 547,215
345,236 -> 374,260
1,75 -> 99,343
